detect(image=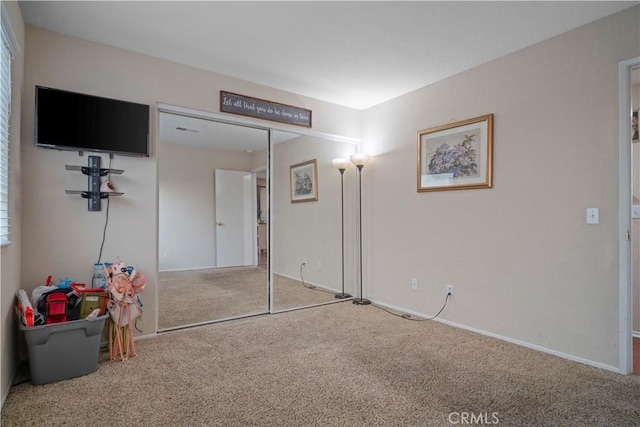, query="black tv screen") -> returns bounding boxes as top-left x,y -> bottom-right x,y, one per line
35,86 -> 150,157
